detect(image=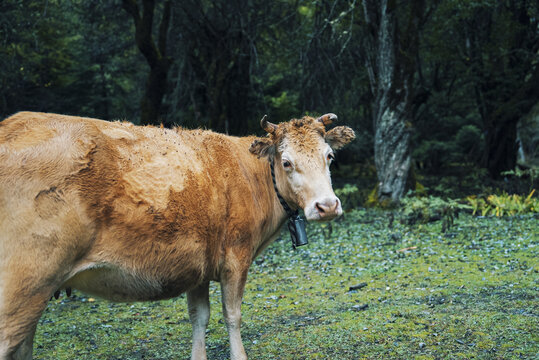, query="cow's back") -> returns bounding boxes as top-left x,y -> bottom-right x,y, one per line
0,112 -> 119,226
0,111 -> 214,226
0,112 -> 271,302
